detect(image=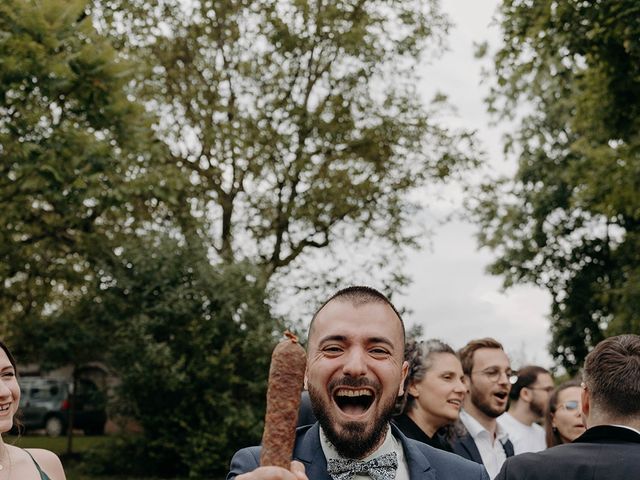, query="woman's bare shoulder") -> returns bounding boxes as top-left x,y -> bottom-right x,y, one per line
24,448 -> 67,480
